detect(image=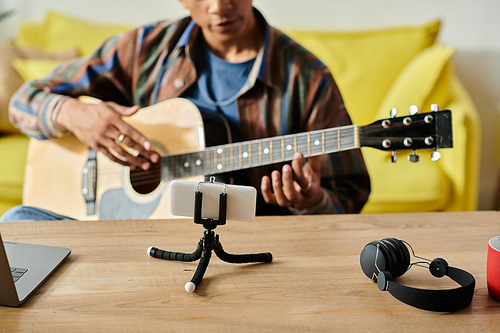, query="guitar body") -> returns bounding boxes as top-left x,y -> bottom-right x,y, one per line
23,98 -> 205,220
